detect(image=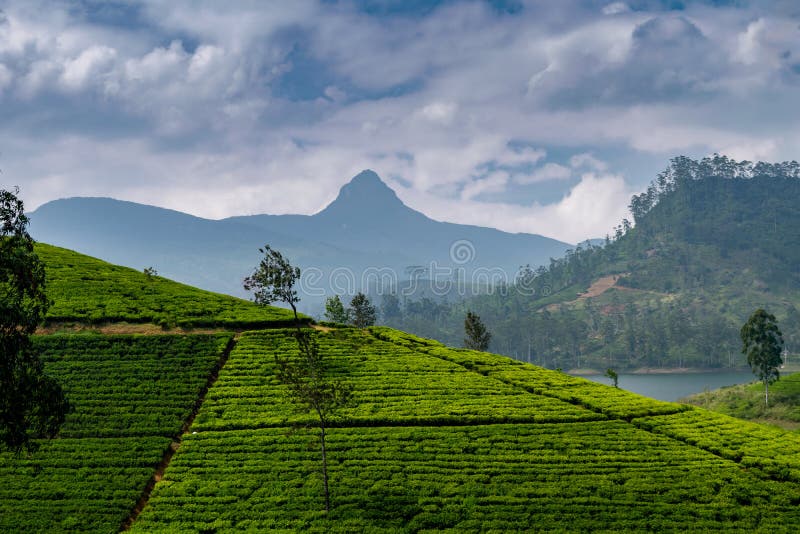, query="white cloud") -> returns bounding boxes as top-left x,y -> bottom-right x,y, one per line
0,0 -> 798,247
396,171 -> 632,242
460,171 -> 509,200
514,163 -> 572,184
124,40 -> 188,83
496,146 -> 547,167
60,45 -> 117,91
602,3 -> 631,16
416,101 -> 459,124
570,153 -> 608,171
